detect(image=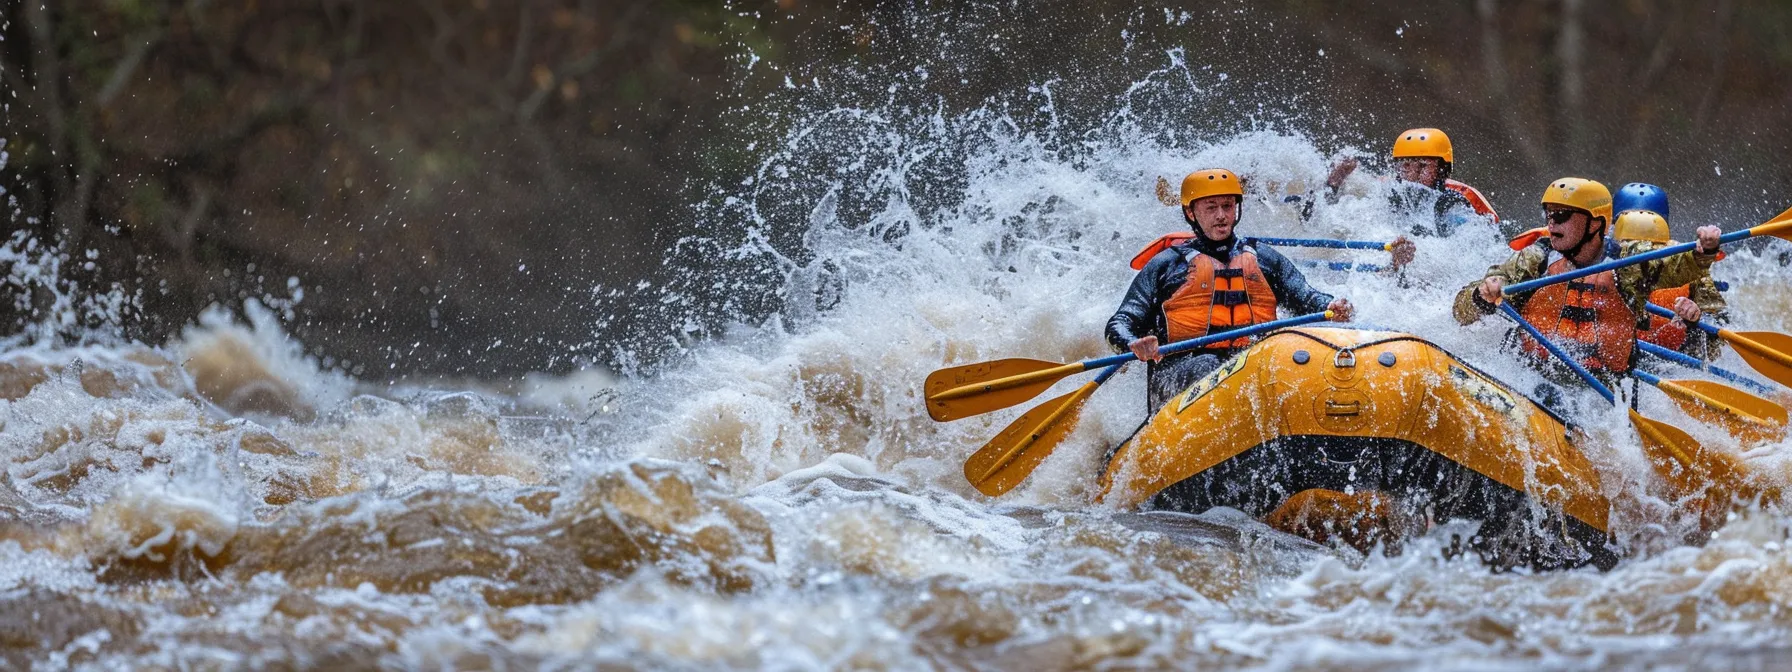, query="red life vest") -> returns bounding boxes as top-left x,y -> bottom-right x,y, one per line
1162,248 -> 1280,346
1444,179 -> 1499,222
1639,286 -> 1692,351
1517,255 -> 1637,373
